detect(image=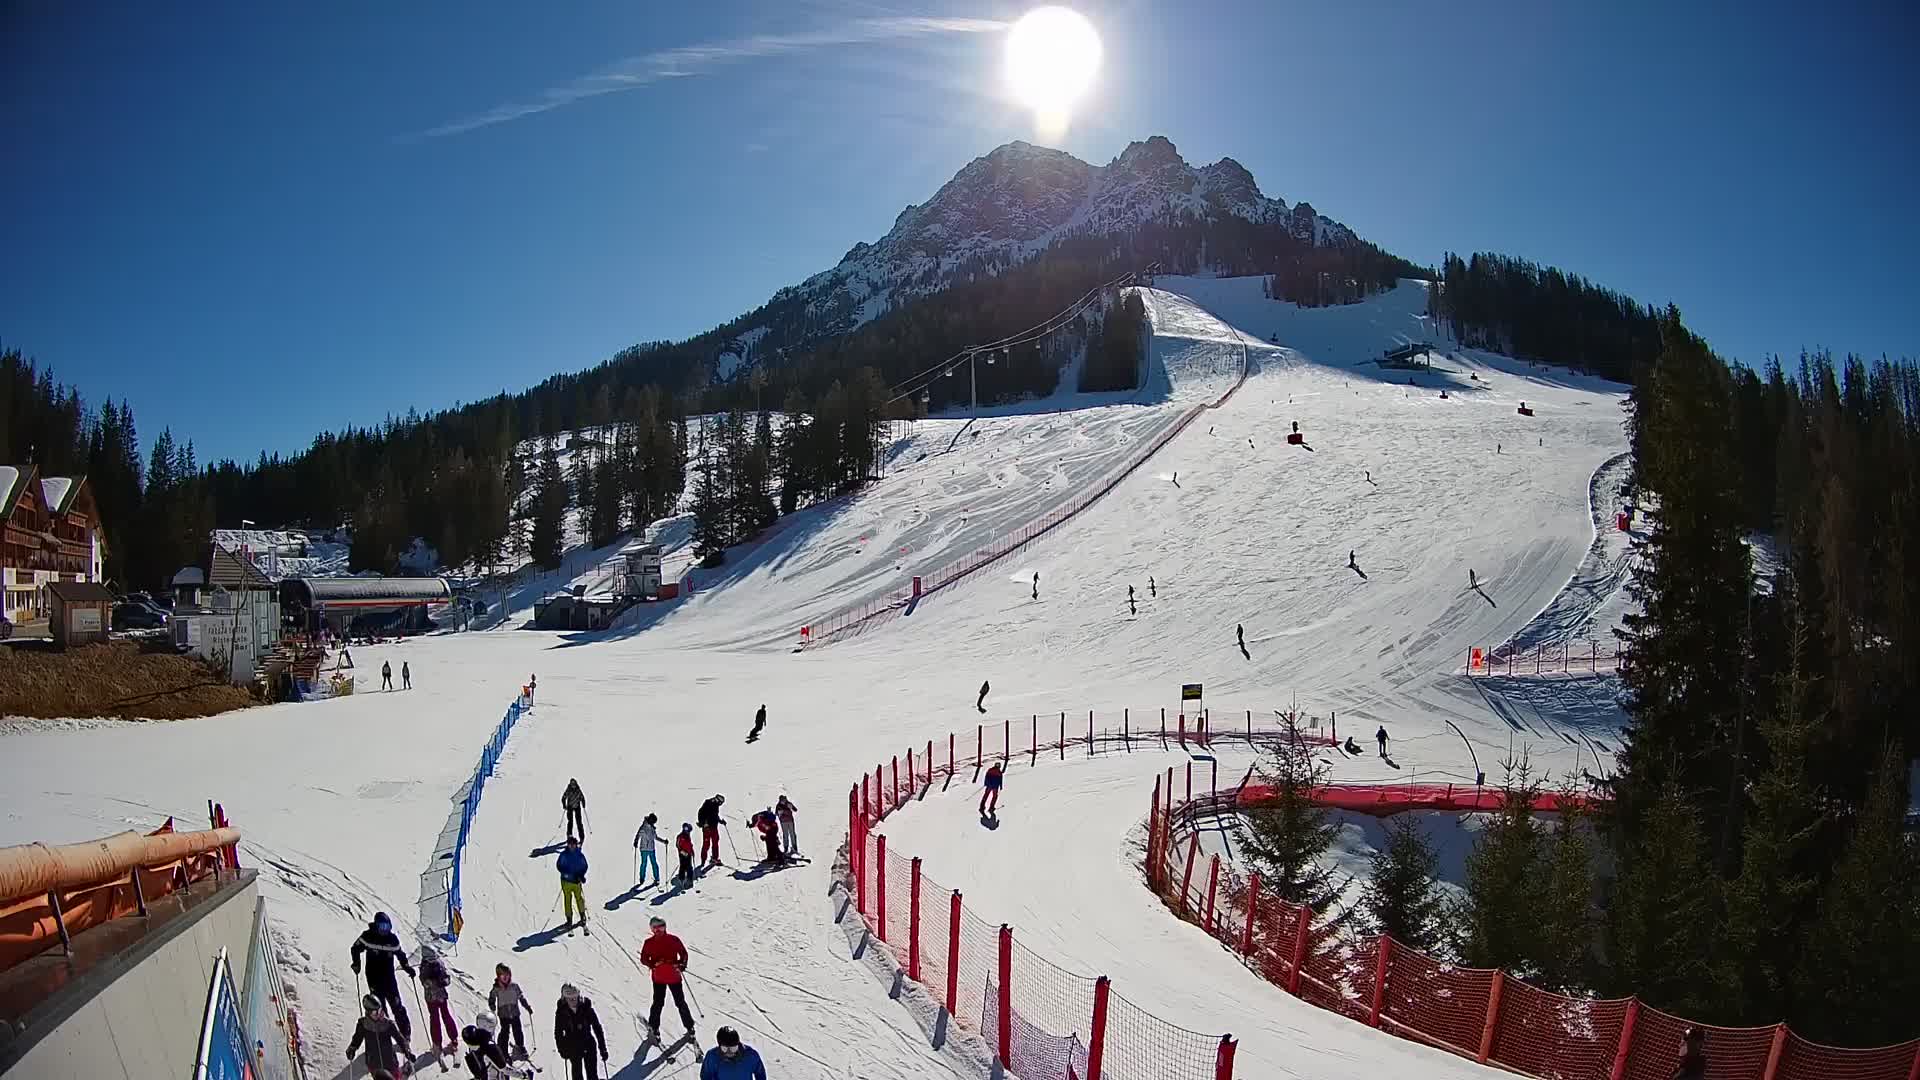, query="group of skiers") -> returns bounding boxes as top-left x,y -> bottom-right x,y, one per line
345,913 -> 768,1079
